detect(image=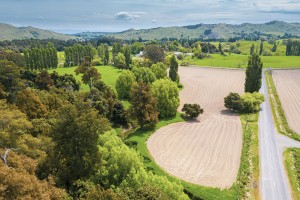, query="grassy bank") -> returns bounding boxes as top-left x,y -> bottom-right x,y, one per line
284,148 -> 300,200
264,71 -> 300,141
124,112 -> 259,199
